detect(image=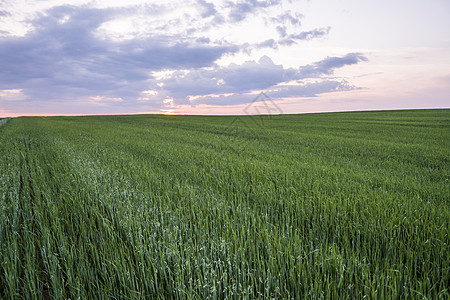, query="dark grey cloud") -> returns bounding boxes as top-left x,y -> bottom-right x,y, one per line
0,2 -> 368,114
0,3 -> 337,106
0,5 -> 238,102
